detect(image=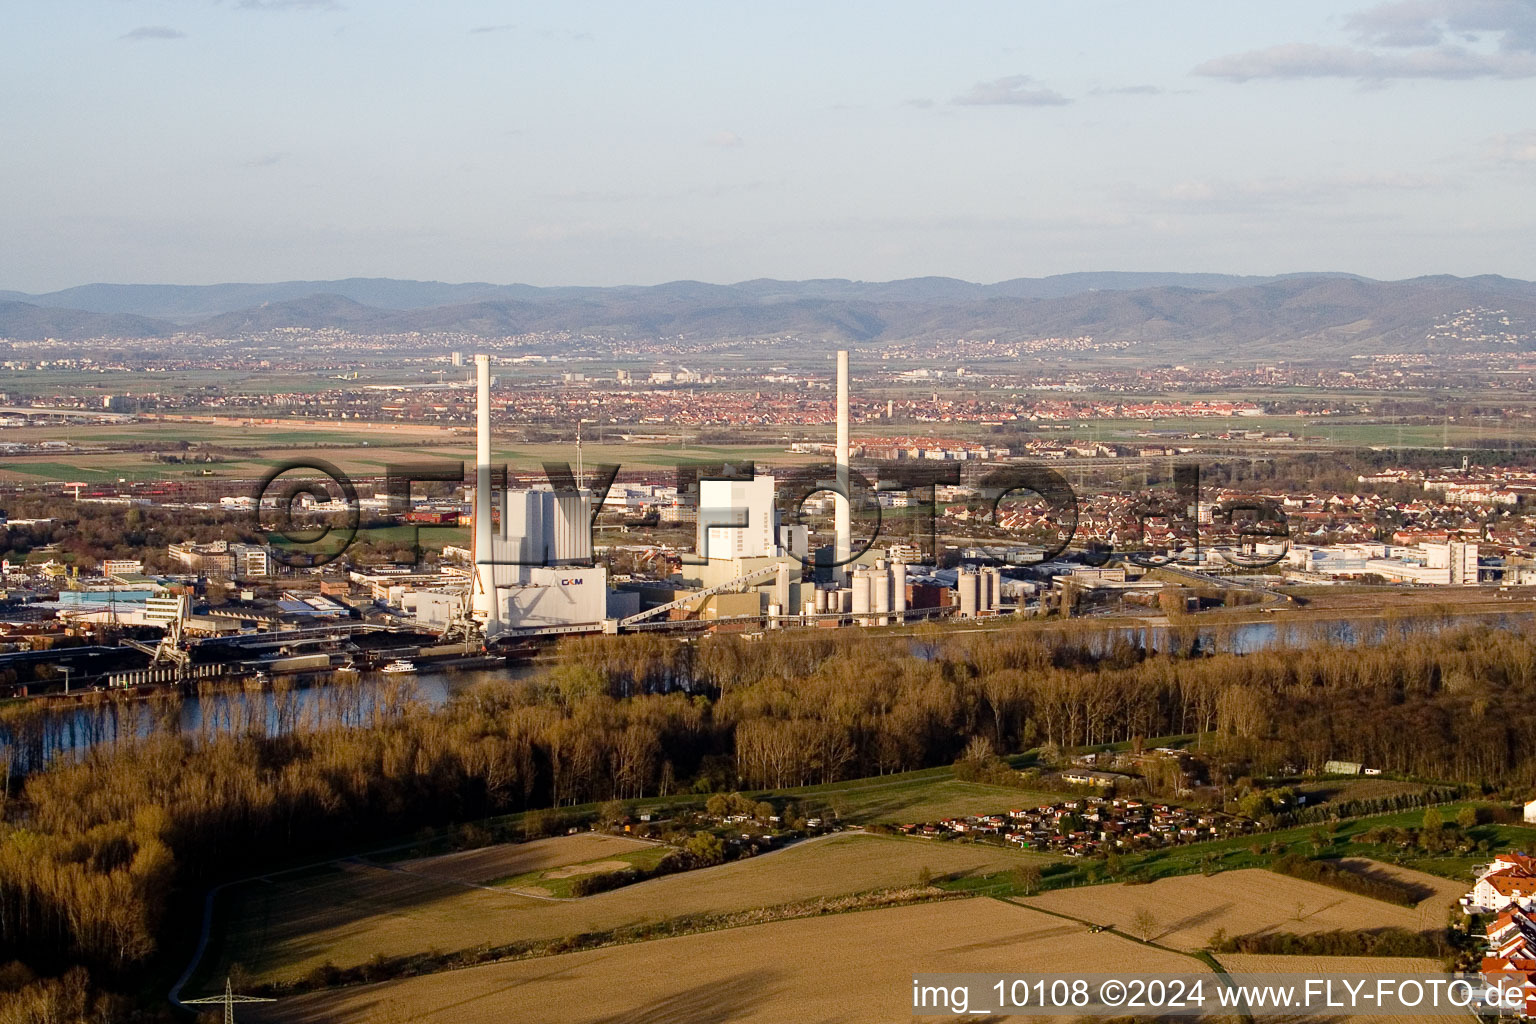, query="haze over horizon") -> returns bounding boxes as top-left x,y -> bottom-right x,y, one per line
0,268 -> 1481,293
6,1 -> 1536,291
